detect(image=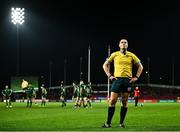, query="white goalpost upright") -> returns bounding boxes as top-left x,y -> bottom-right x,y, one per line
107,44 -> 111,99
88,45 -> 91,83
